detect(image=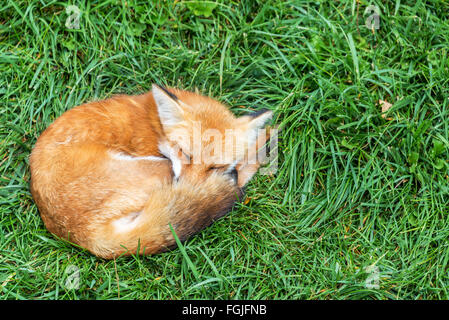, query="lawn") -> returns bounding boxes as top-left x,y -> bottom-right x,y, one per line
1,0 -> 449,299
